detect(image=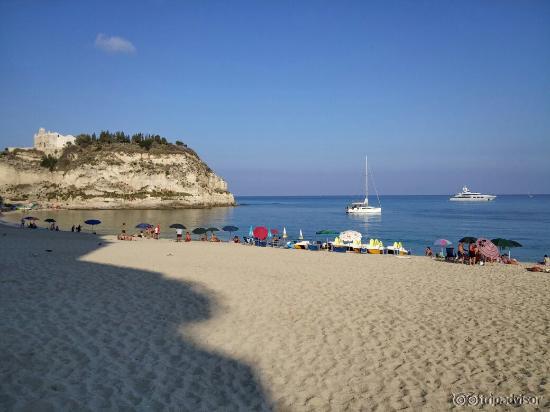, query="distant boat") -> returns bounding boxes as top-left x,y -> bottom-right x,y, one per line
450,186 -> 496,202
346,156 -> 382,214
